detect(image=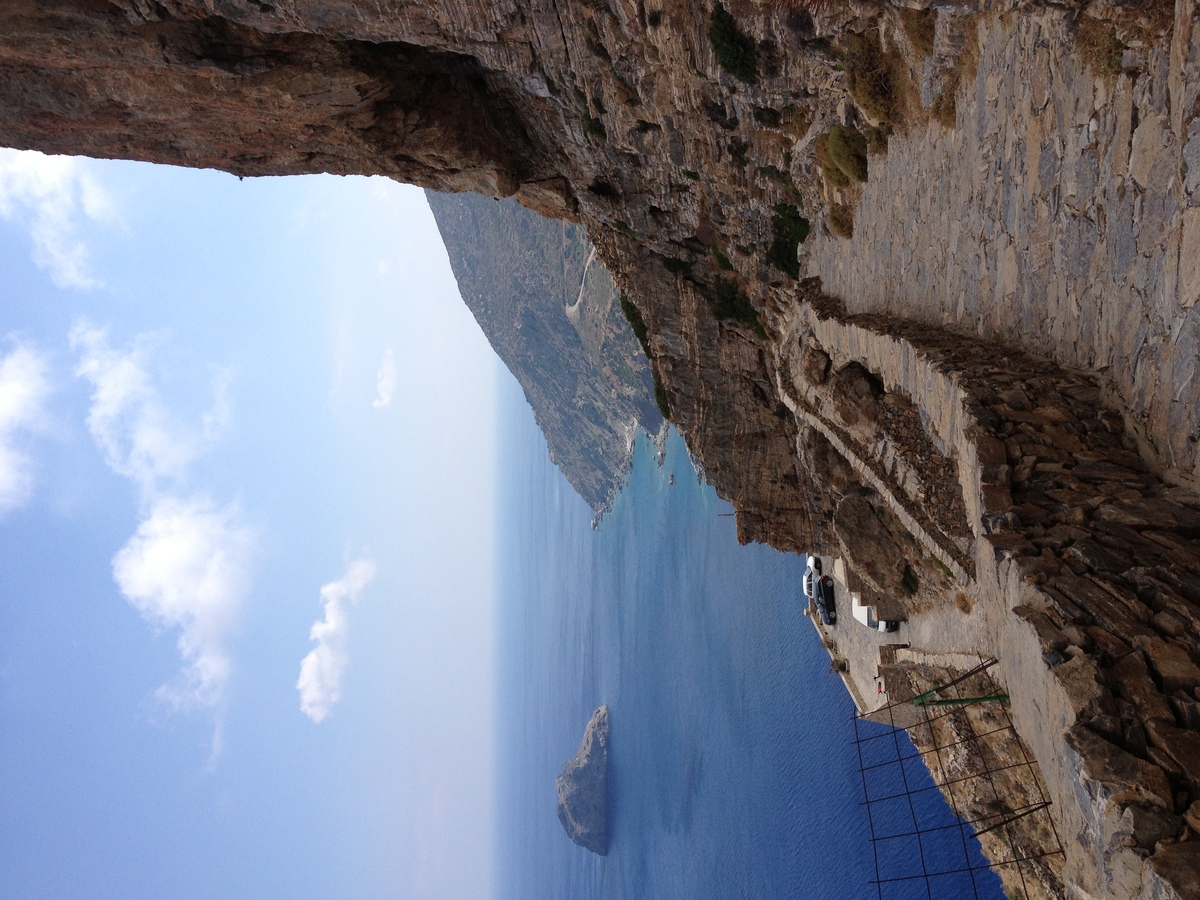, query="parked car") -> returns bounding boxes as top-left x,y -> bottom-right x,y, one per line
803,557 -> 836,625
